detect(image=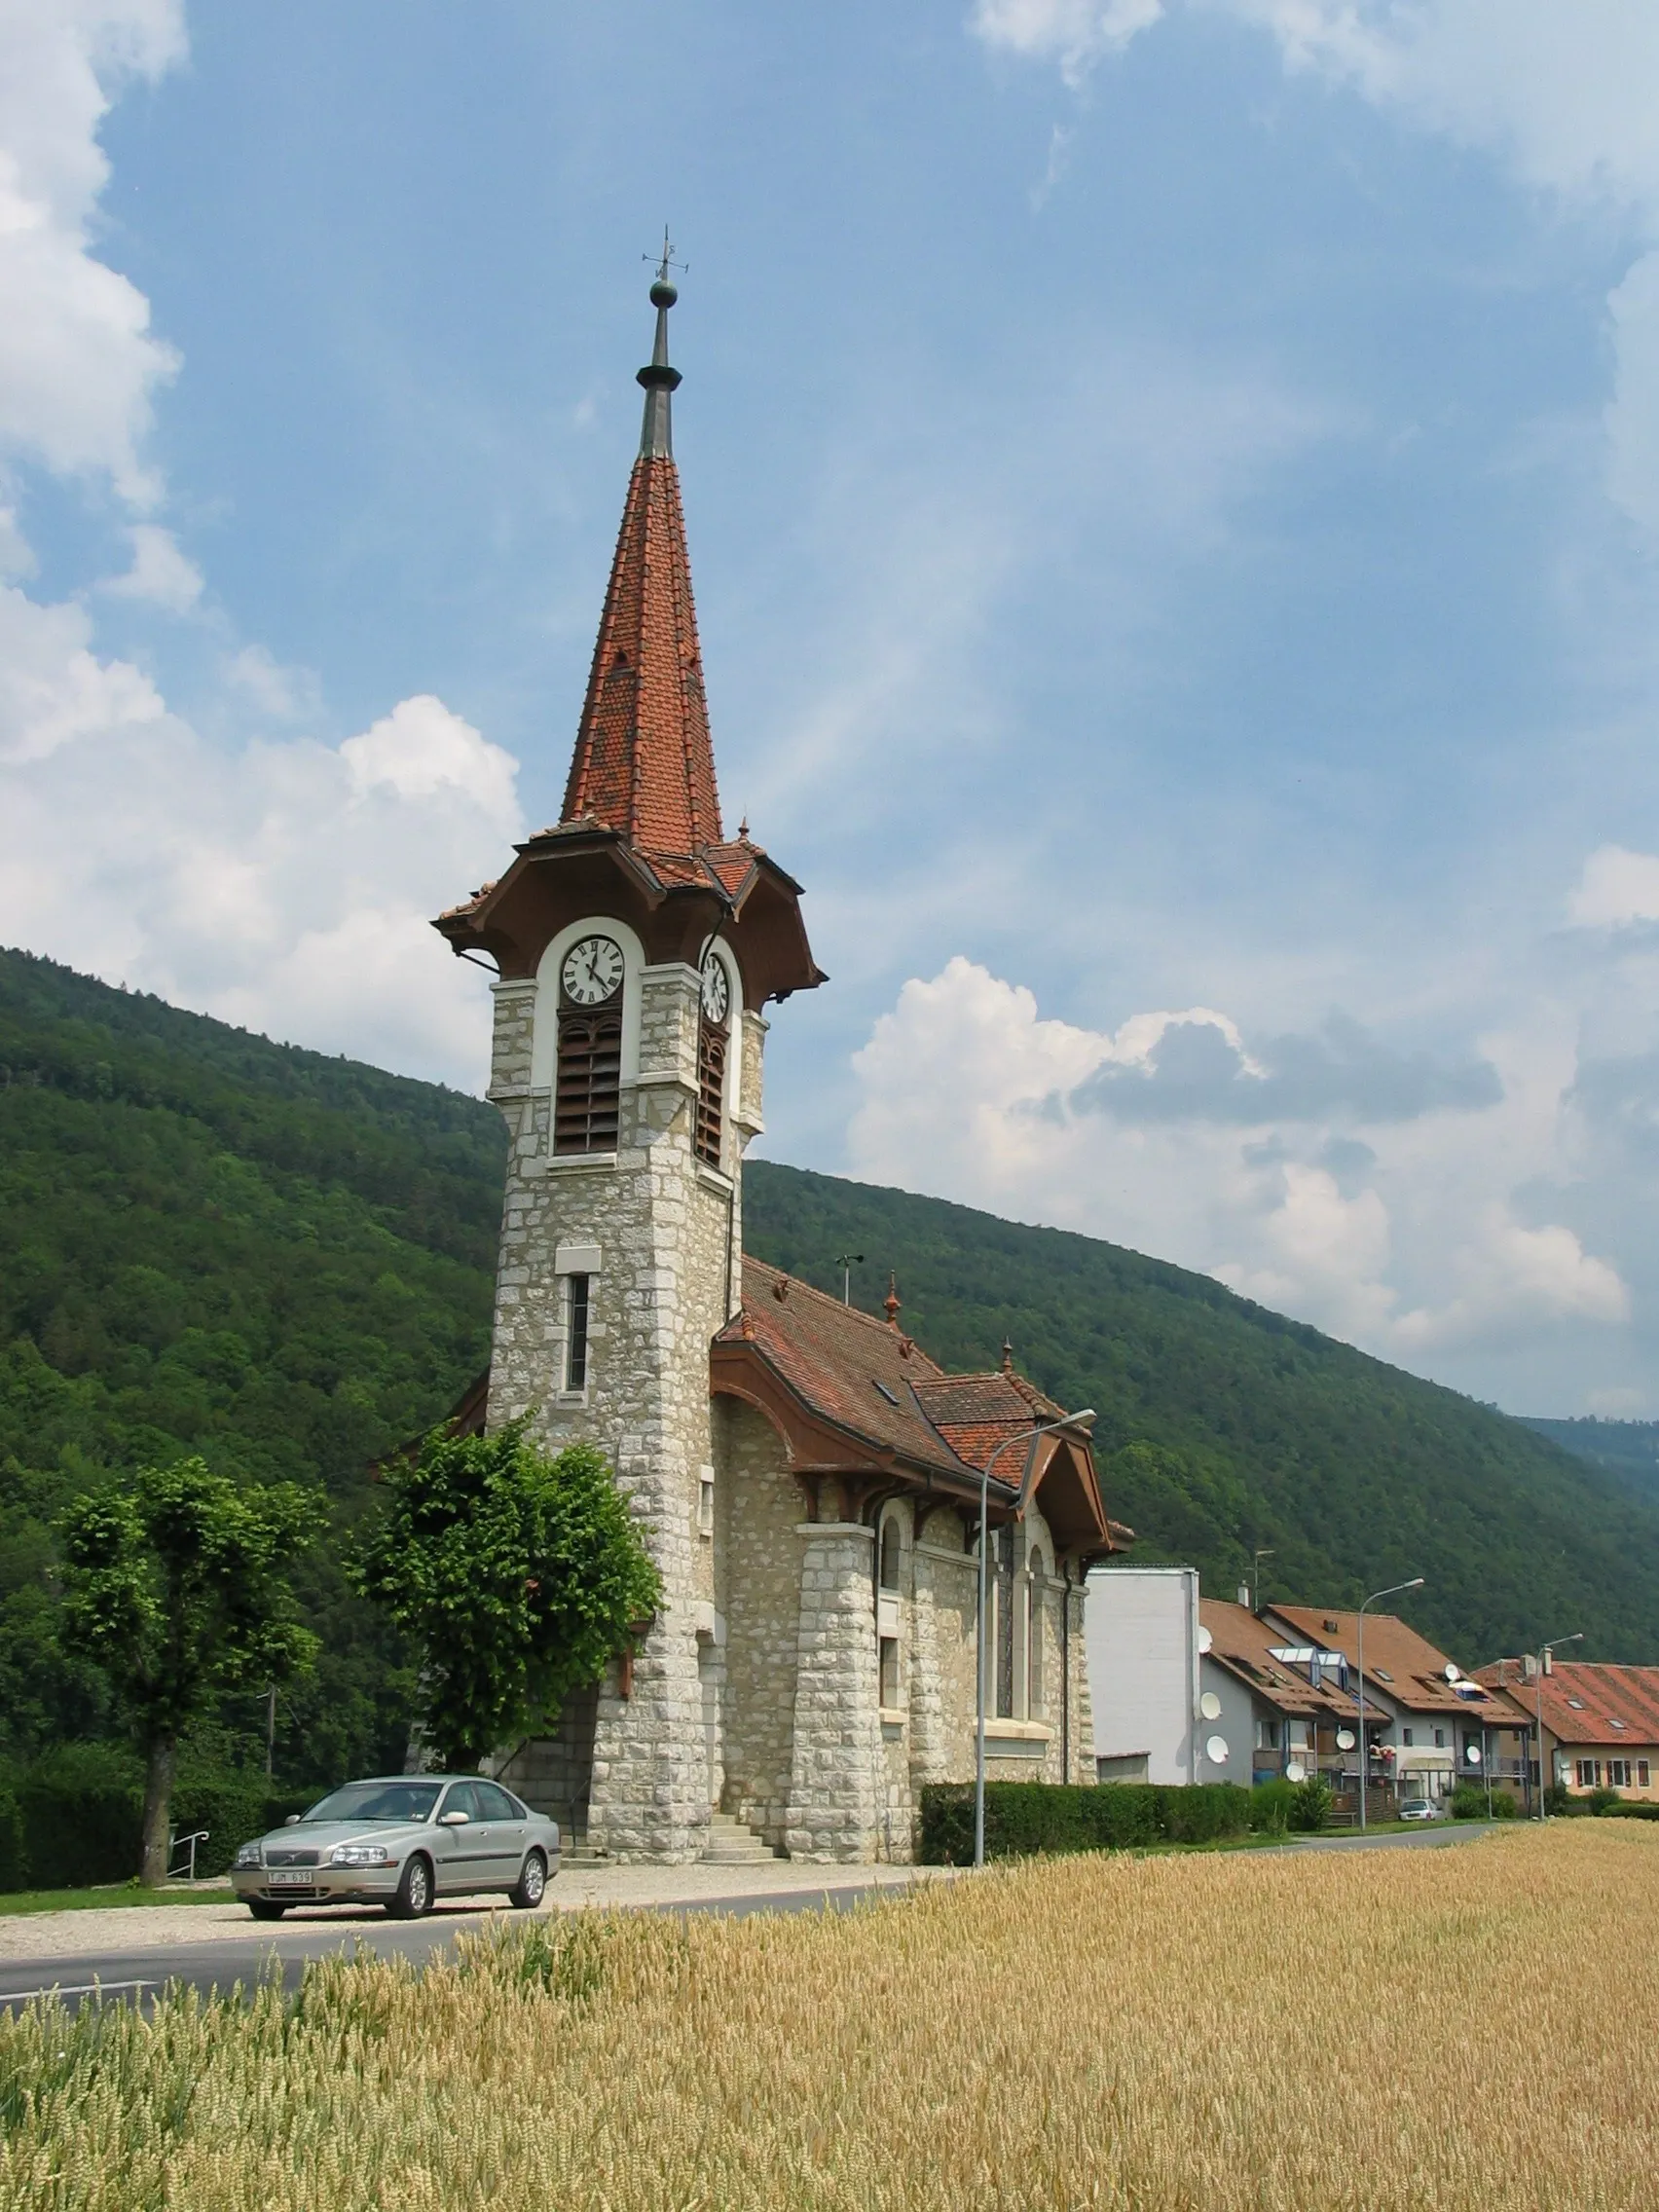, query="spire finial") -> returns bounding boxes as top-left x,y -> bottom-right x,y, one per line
1001,1339 -> 1014,1375
885,1272 -> 902,1327
636,232 -> 686,460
